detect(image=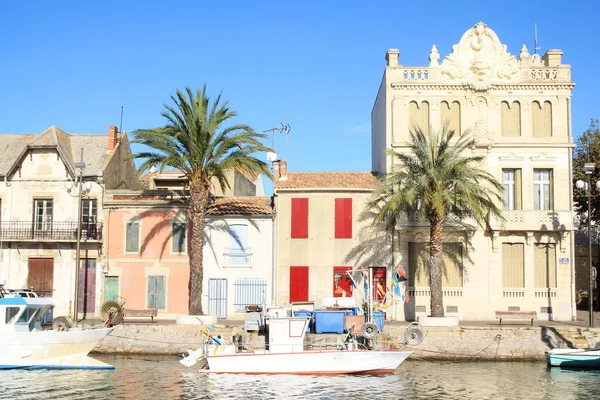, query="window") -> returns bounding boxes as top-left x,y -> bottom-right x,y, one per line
534,243 -> 557,288
503,169 -> 522,210
408,242 -> 463,287
82,199 -> 98,239
6,307 -> 20,324
335,198 -> 352,238
440,101 -> 461,135
501,101 -> 521,137
534,169 -> 553,210
372,267 -> 387,302
333,266 -> 353,297
409,101 -> 430,133
289,266 -> 309,302
234,278 -> 266,311
291,198 -> 308,238
34,199 -> 53,232
147,275 -> 165,309
226,224 -> 250,265
532,101 -> 552,137
502,243 -> 524,288
125,221 -> 140,252
172,221 -> 186,253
